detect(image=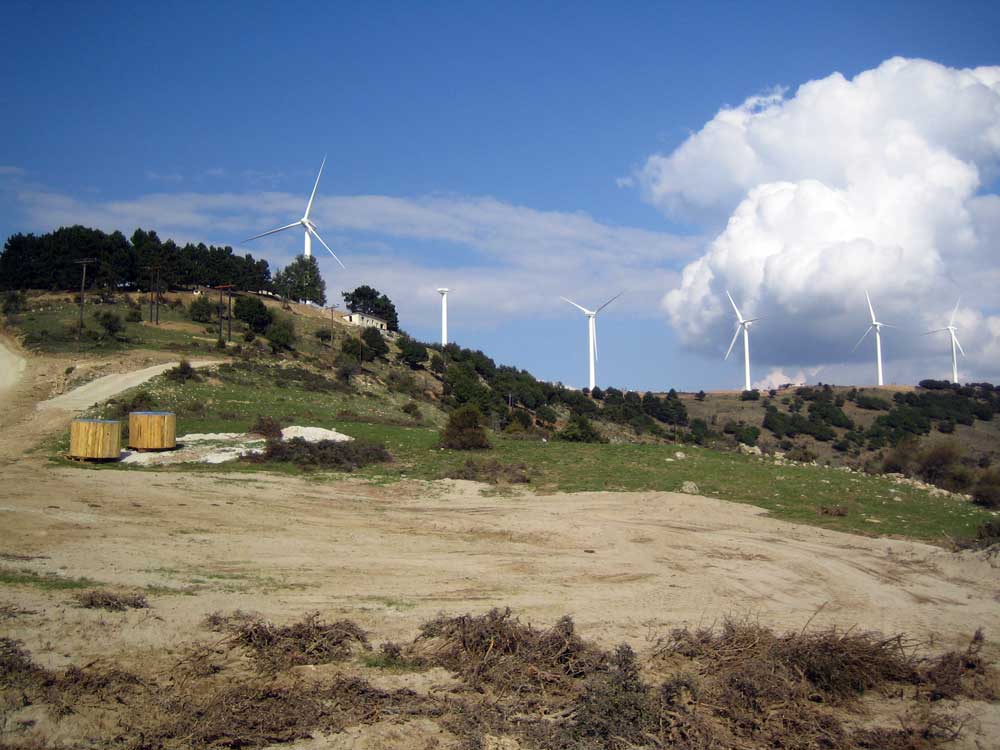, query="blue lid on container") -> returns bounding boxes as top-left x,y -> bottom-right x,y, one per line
75,419 -> 119,423
130,411 -> 174,416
